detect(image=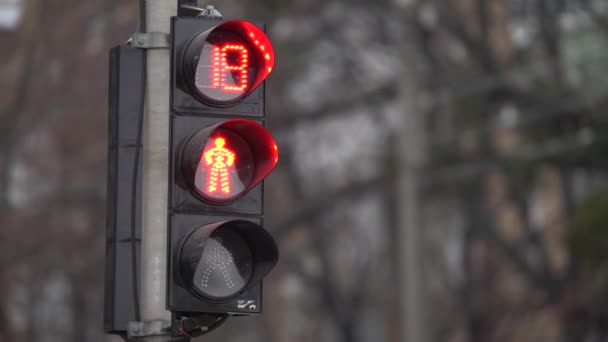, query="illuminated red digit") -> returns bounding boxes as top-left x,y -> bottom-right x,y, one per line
210,44 -> 249,92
